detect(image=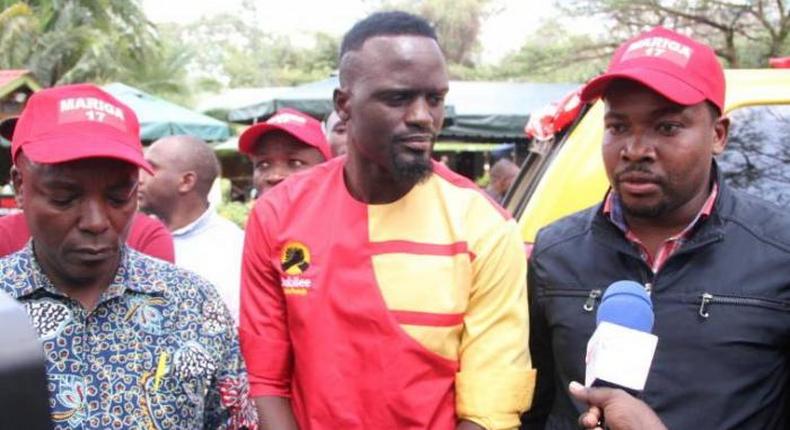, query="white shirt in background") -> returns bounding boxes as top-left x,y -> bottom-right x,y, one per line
172,207 -> 244,322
